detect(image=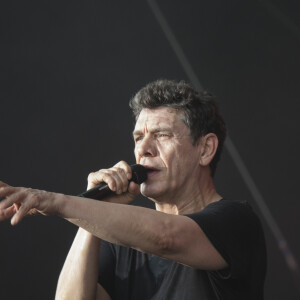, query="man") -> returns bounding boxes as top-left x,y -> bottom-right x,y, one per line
0,80 -> 266,299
